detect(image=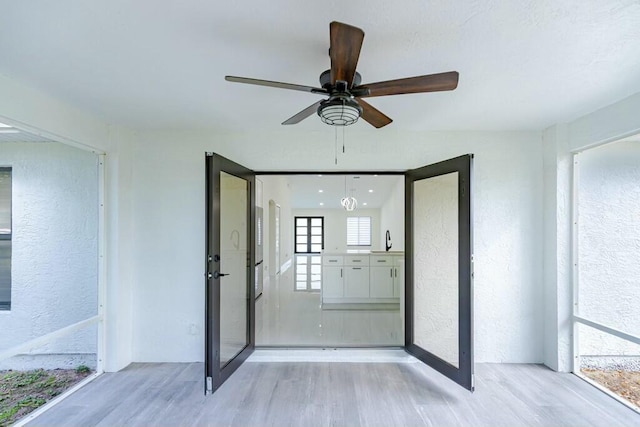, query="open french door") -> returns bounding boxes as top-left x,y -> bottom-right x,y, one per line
205,153 -> 255,394
405,154 -> 474,391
